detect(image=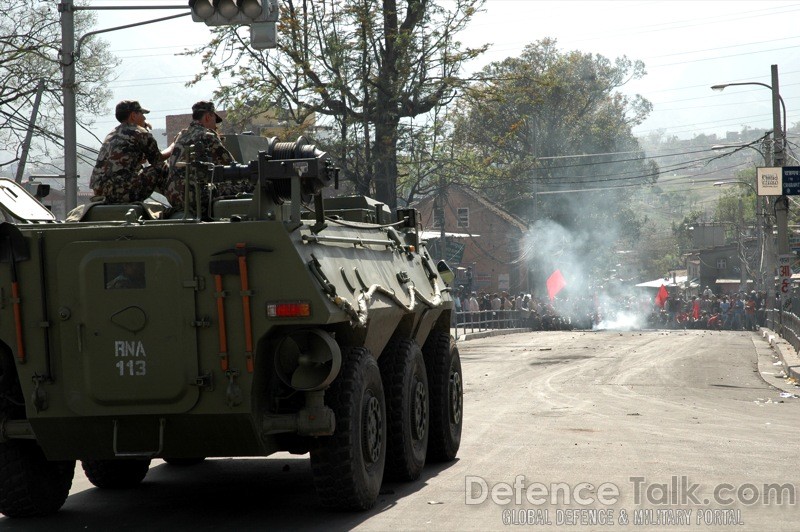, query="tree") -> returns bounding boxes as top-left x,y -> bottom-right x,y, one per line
448,38 -> 657,286
0,0 -> 118,176
451,38 -> 655,213
187,0 -> 487,210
